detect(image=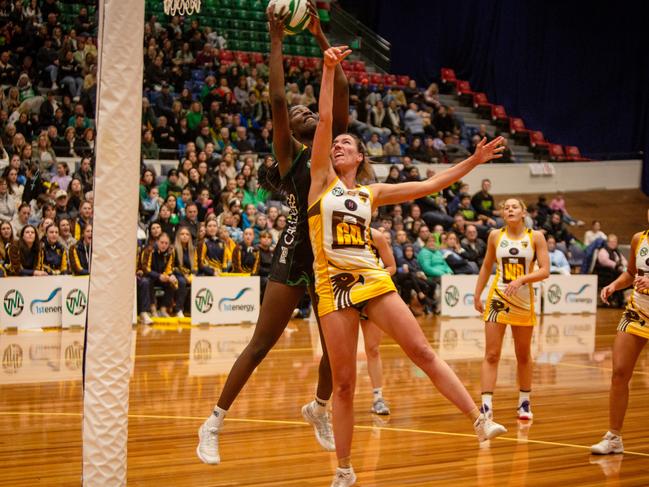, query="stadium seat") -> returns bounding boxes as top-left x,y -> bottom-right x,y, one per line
549,144 -> 565,161
472,92 -> 492,118
341,60 -> 353,72
305,57 -> 320,69
250,52 -> 265,65
440,67 -> 457,93
456,80 -> 474,105
369,73 -> 383,86
396,75 -> 410,87
383,74 -> 397,87
564,145 -> 589,161
509,117 -> 530,143
234,51 -> 250,64
352,61 -> 366,72
491,105 -> 508,129
529,131 -> 550,156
